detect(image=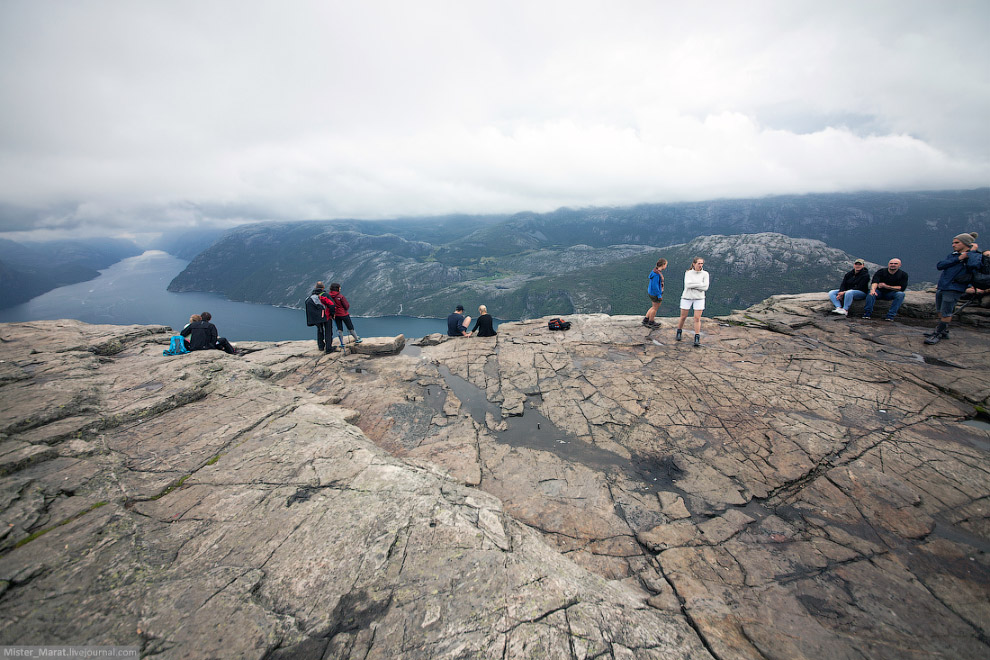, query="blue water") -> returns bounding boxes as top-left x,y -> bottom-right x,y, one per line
0,251 -> 472,342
